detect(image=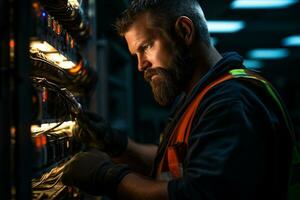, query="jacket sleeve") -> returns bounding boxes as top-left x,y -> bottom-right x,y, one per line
168,83 -> 270,200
